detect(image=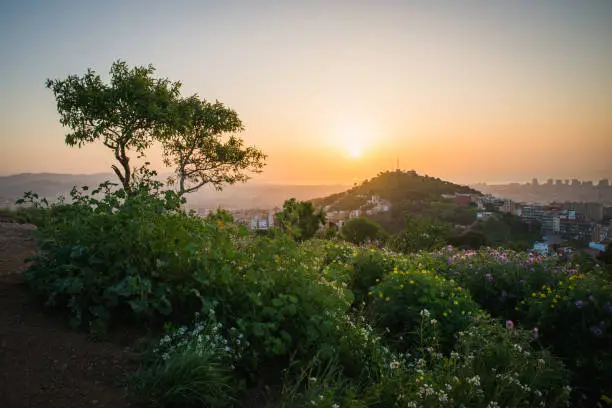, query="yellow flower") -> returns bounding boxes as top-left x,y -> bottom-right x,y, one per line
379,293 -> 383,298
409,280 -> 415,285
385,297 -> 390,302
368,291 -> 372,296
399,284 -> 404,289
531,293 -> 536,297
